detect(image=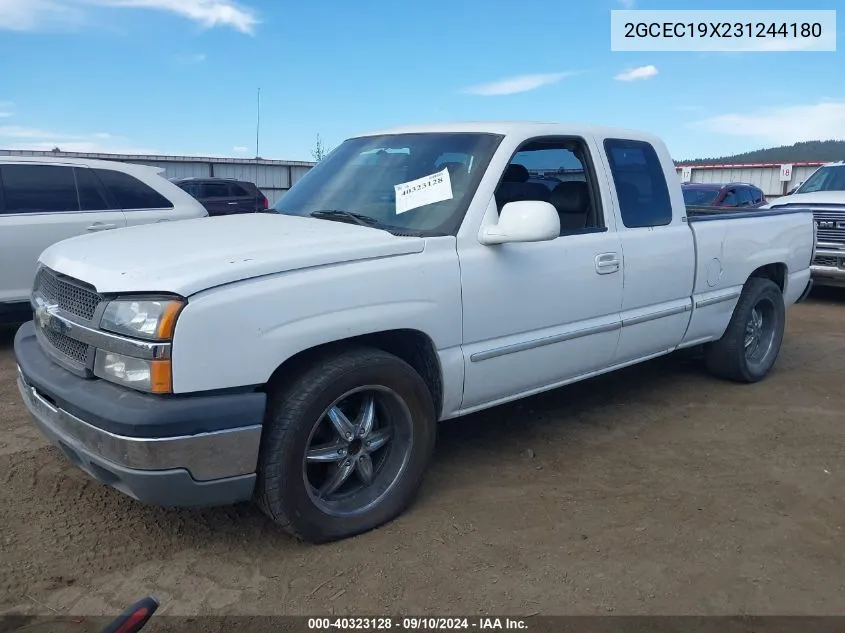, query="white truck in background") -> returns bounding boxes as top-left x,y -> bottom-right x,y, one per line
14,122 -> 815,543
766,160 -> 845,287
